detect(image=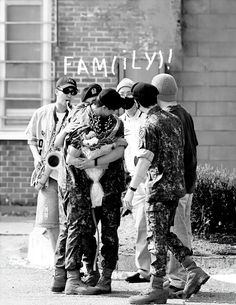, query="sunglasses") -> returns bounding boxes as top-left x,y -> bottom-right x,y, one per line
57,87 -> 78,96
